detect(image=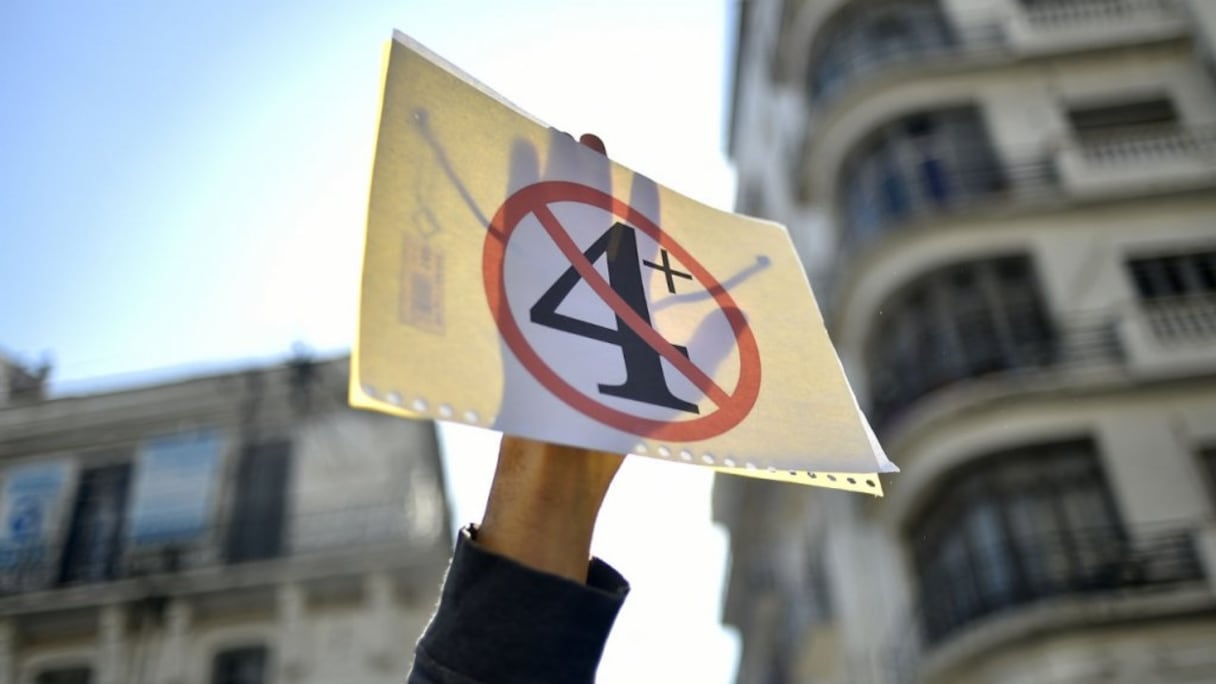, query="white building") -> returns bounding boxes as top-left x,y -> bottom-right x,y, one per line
0,355 -> 450,684
716,1 -> 1216,682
